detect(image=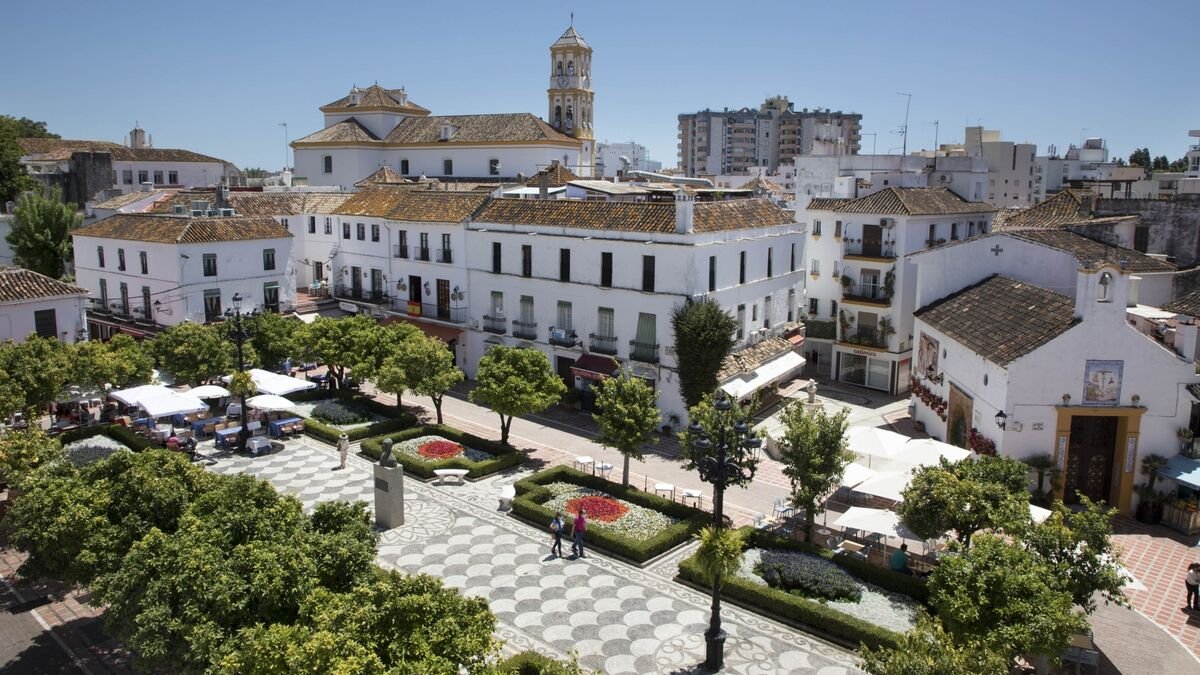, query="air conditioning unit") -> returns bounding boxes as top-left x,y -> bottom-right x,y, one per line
190,209 -> 204,217
219,208 -> 235,217
206,209 -> 218,217
172,204 -> 185,215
